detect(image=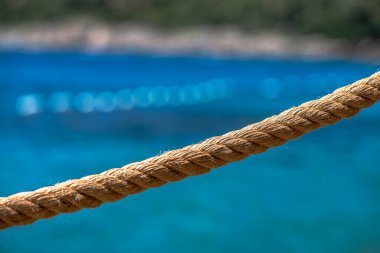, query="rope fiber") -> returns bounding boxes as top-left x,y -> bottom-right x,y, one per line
1,71 -> 379,230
